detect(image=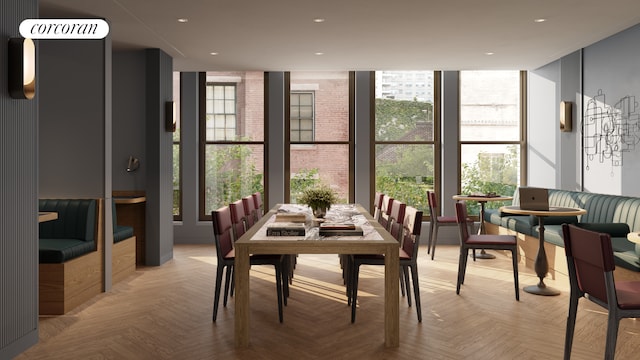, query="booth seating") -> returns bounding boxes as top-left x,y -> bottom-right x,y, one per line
112,200 -> 136,285
484,189 -> 640,279
38,198 -> 104,315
